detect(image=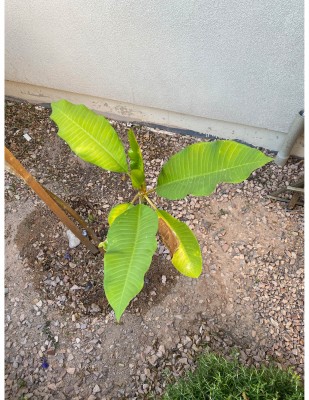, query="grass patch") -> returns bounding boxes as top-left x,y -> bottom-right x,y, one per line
163,352 -> 303,400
